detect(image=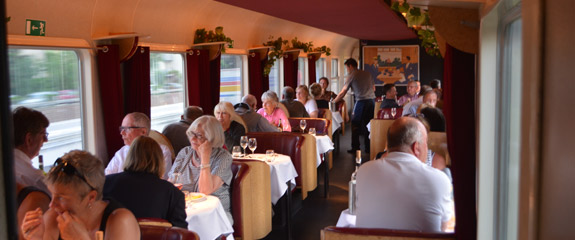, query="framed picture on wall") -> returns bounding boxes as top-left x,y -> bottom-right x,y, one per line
362,45 -> 419,86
